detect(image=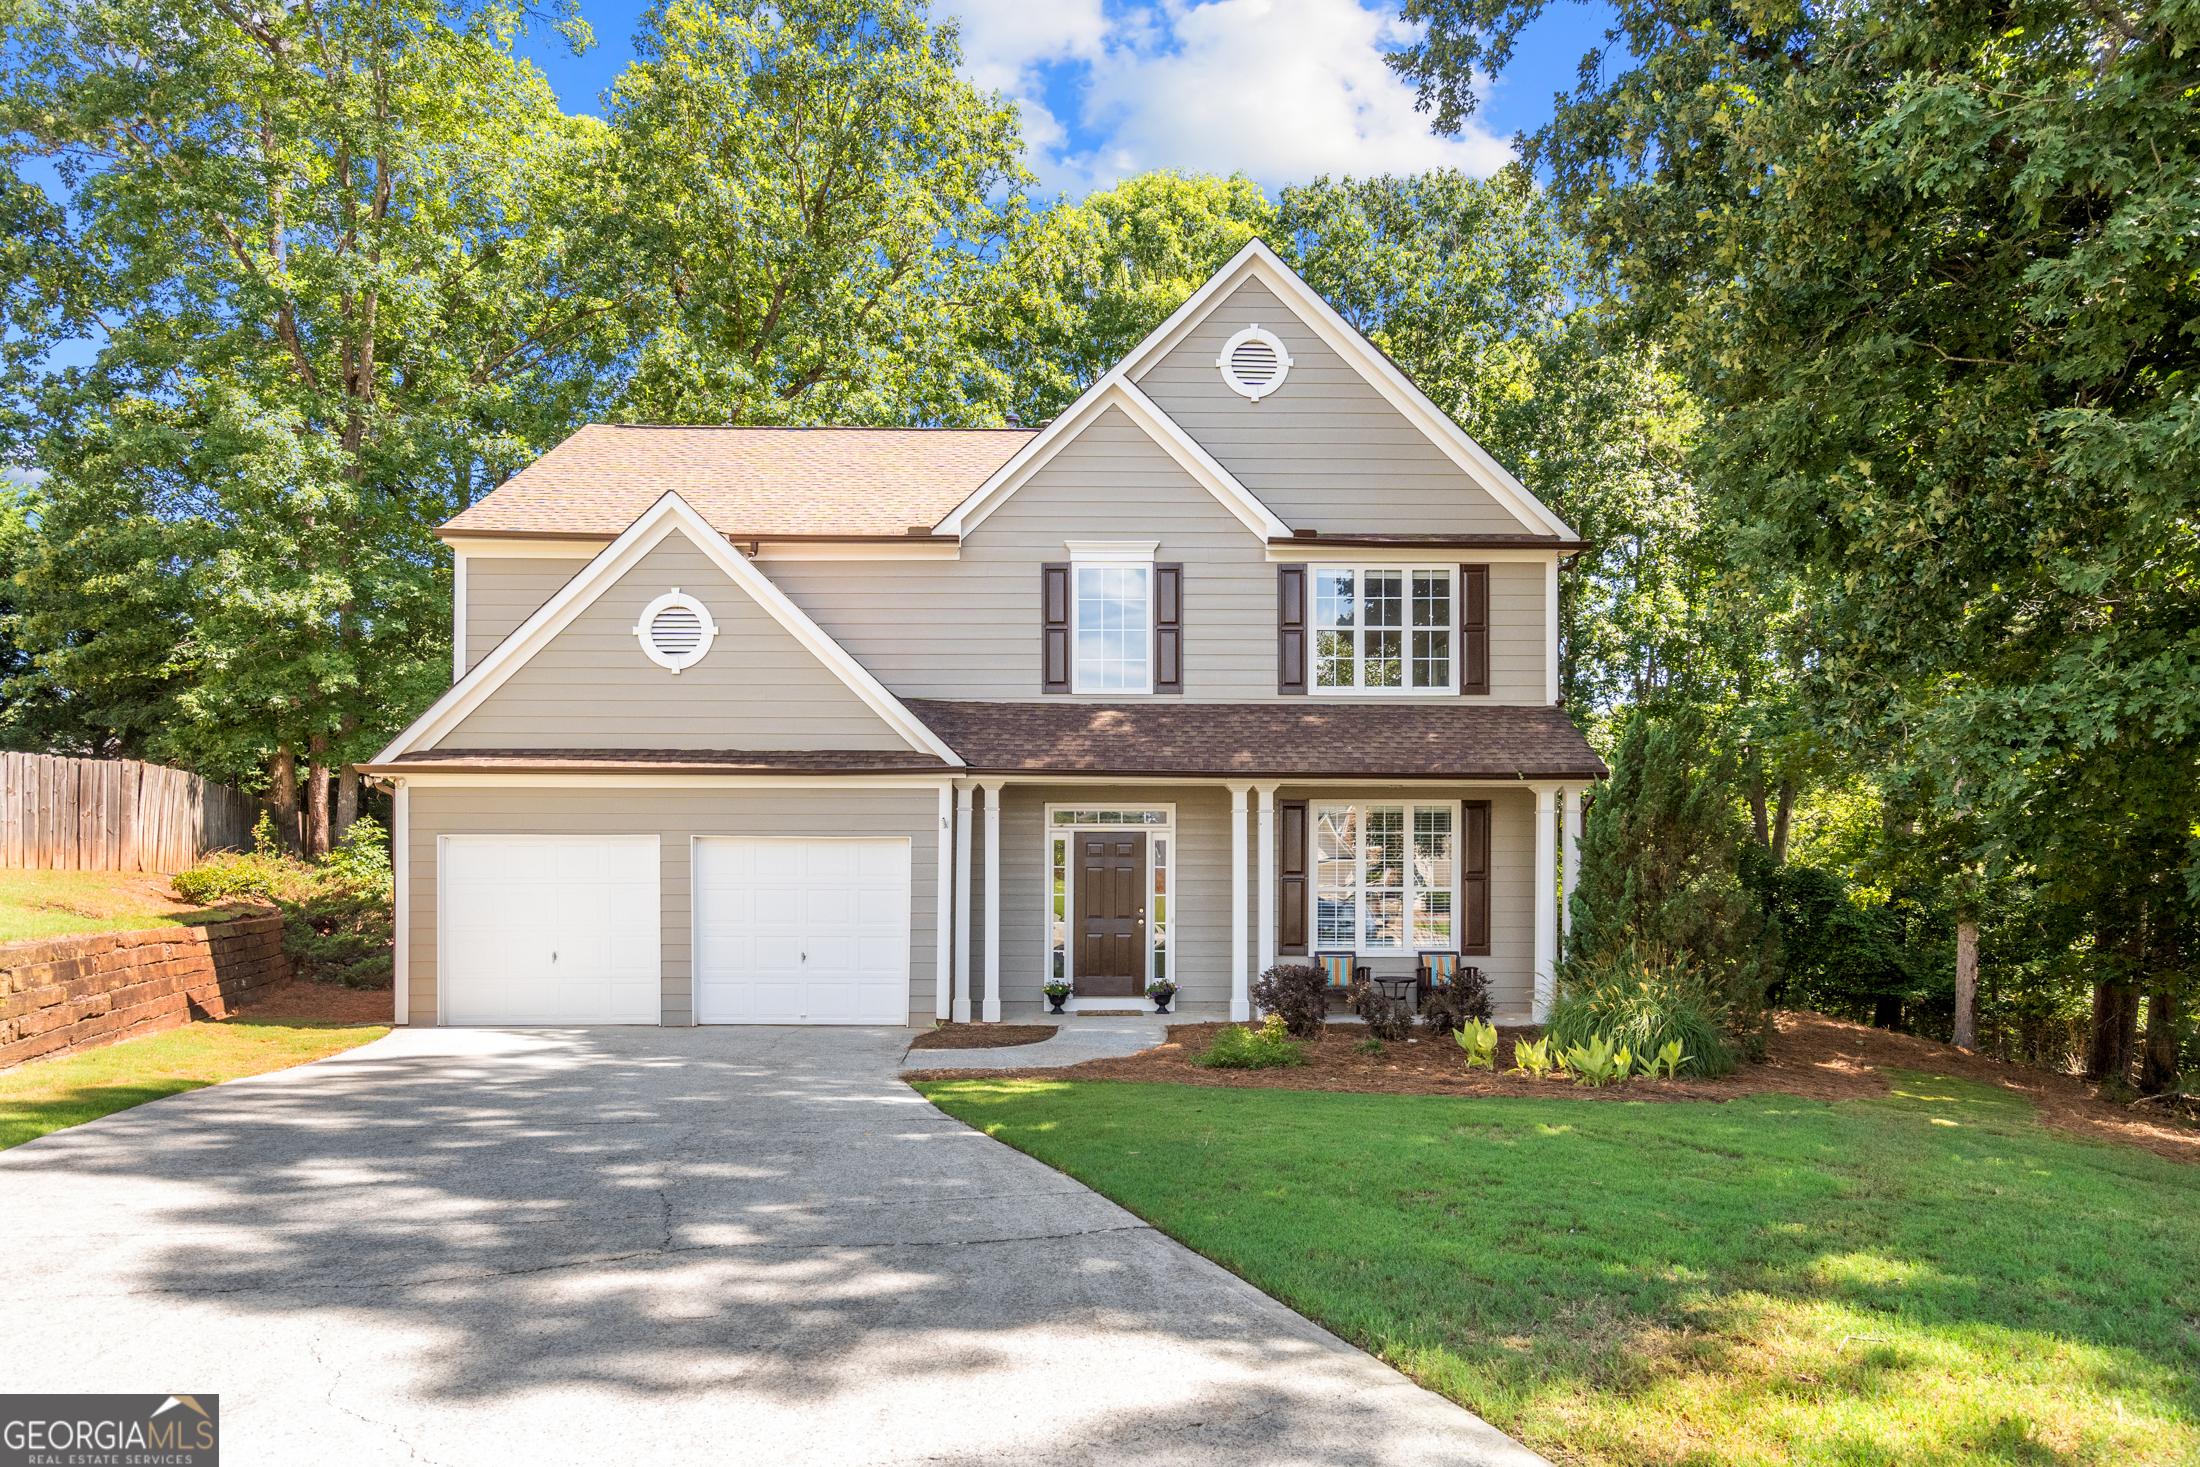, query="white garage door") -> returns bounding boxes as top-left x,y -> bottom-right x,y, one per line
440,835 -> 661,1024
694,837 -> 911,1024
